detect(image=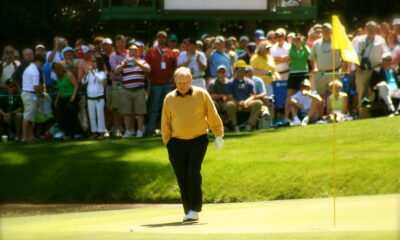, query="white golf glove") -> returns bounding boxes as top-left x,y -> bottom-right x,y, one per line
214,136 -> 224,152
